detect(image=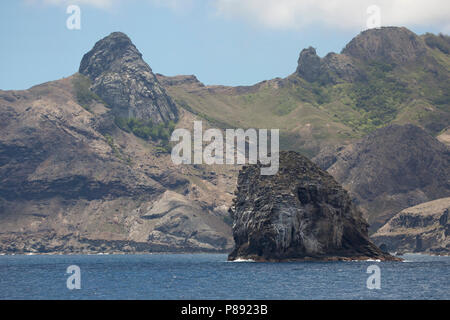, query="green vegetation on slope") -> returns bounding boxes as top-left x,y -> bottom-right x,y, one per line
348,61 -> 410,132
115,117 -> 176,152
160,32 -> 449,156
71,74 -> 104,111
423,33 -> 450,54
104,133 -> 132,164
